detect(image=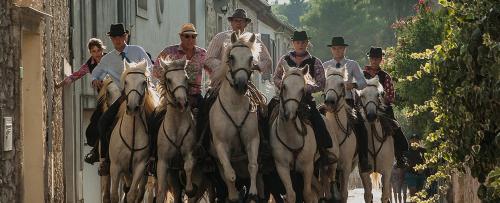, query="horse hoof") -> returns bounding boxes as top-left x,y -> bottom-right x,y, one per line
185,184 -> 198,198
245,193 -> 259,203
